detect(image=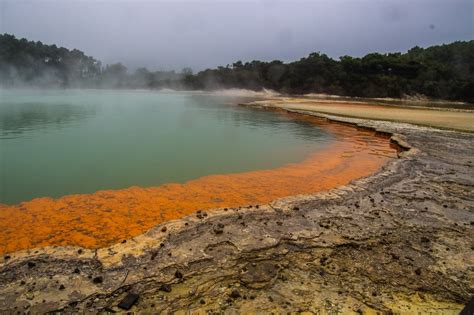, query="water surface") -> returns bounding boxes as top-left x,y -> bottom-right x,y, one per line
0,89 -> 332,204
0,90 -> 399,254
